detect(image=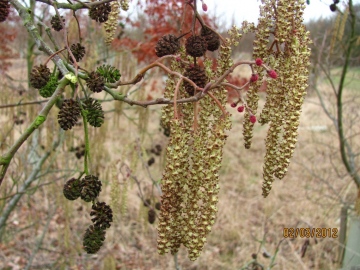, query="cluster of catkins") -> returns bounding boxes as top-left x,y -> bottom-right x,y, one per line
154,21 -> 235,260
153,0 -> 311,260
241,0 -> 311,197
63,175 -> 113,253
